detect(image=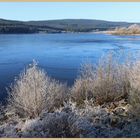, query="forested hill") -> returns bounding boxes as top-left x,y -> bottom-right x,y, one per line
0,18 -> 139,34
